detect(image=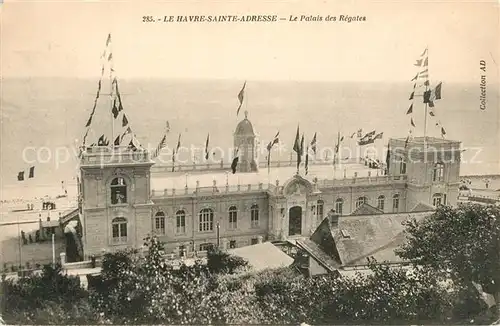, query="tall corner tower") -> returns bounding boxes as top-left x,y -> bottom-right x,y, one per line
234,110 -> 258,173
79,146 -> 155,258
387,136 -> 461,210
